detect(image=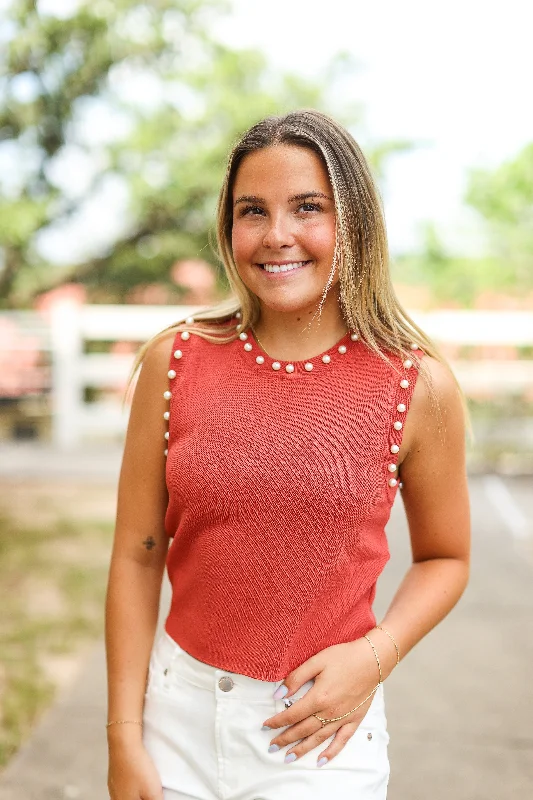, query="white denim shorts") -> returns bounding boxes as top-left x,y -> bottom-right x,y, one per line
143,632 -> 390,800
